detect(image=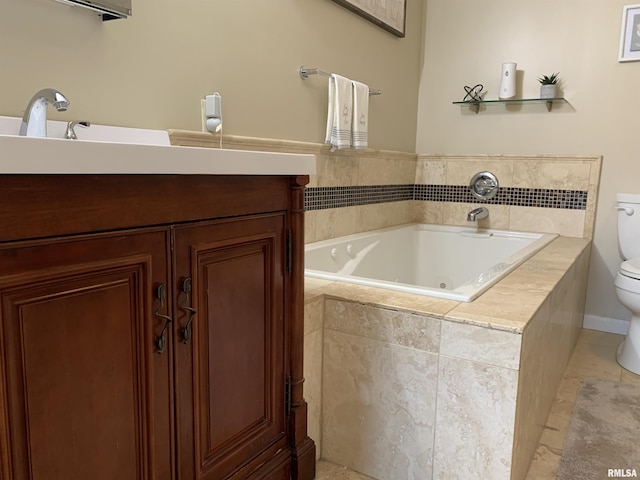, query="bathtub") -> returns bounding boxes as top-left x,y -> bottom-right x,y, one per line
305,223 -> 558,302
